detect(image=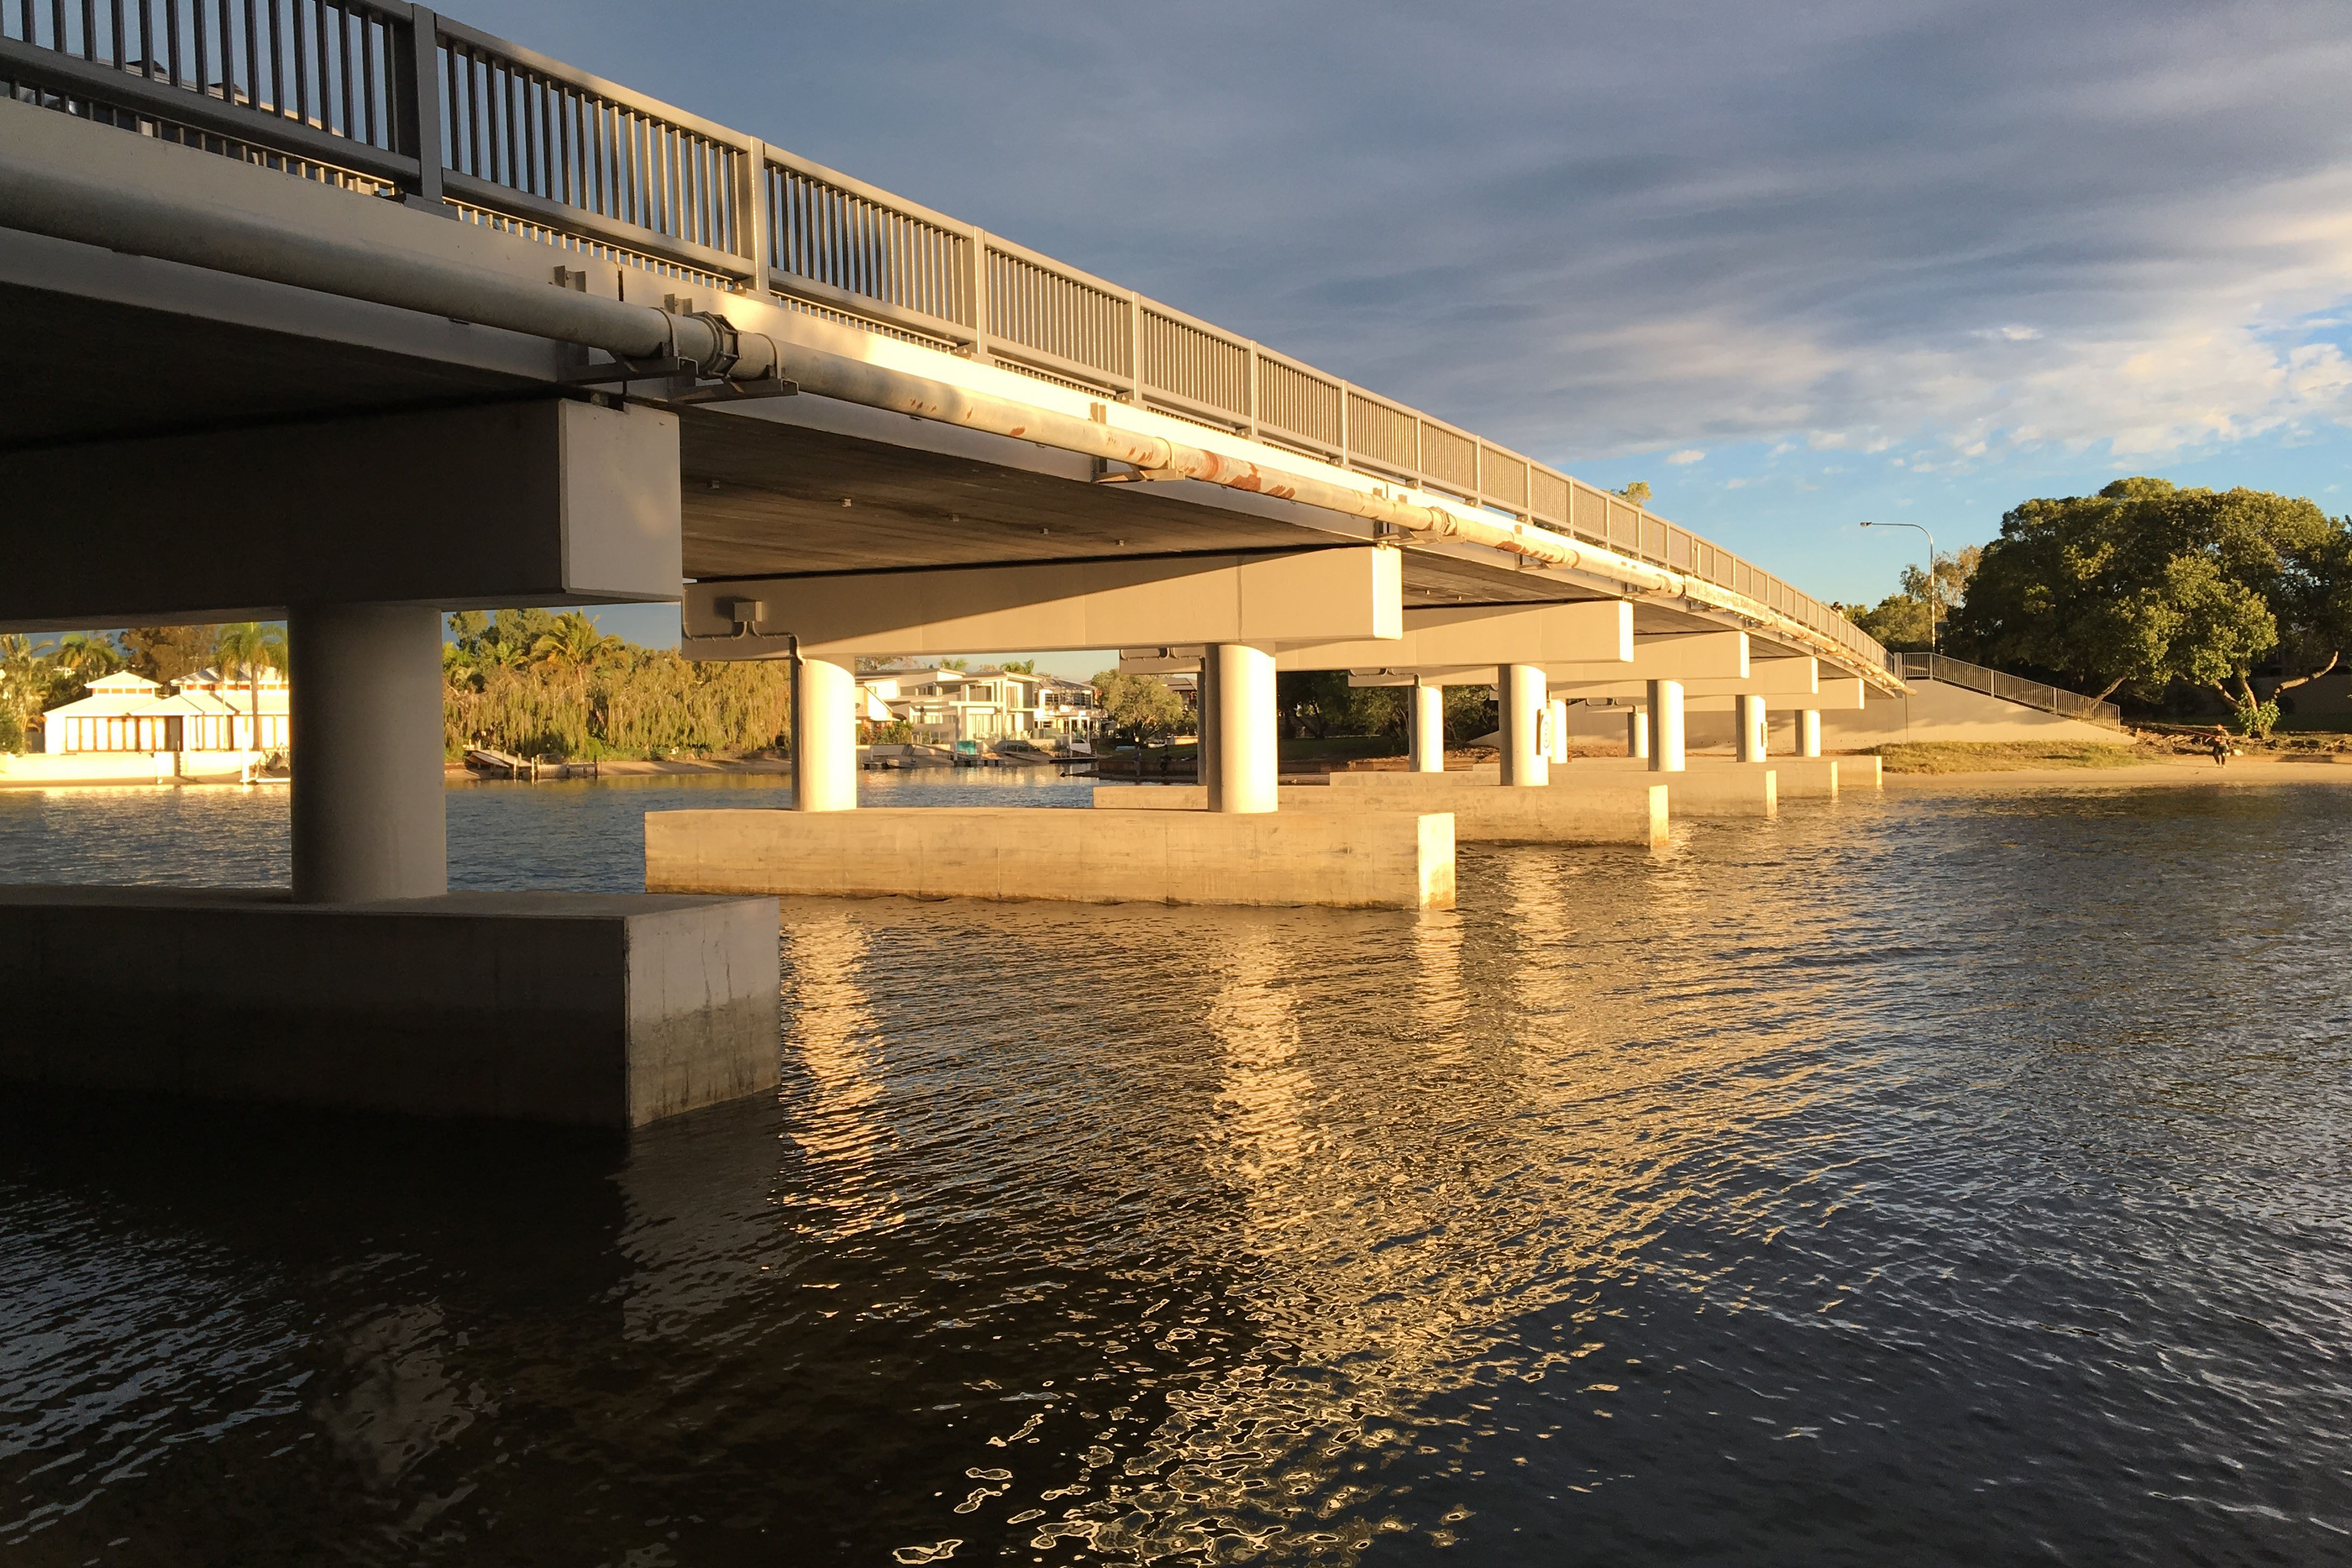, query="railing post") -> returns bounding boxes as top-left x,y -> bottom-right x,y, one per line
1336,377 -> 1349,467
736,136 -> 770,295
1245,343 -> 1260,441
399,4 -> 445,211
1125,289 -> 1143,404
964,226 -> 990,361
